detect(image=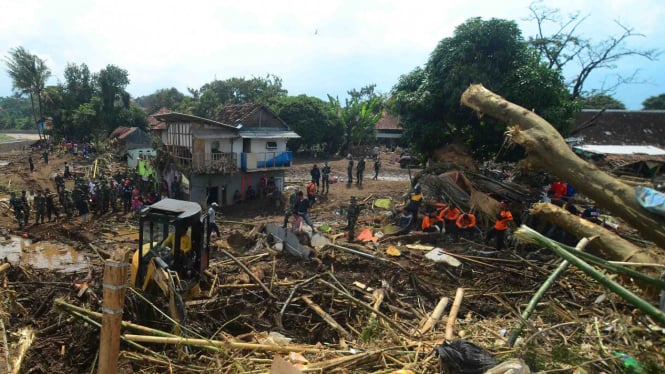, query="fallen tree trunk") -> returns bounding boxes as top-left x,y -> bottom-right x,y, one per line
461,84 -> 665,251
530,203 -> 658,267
